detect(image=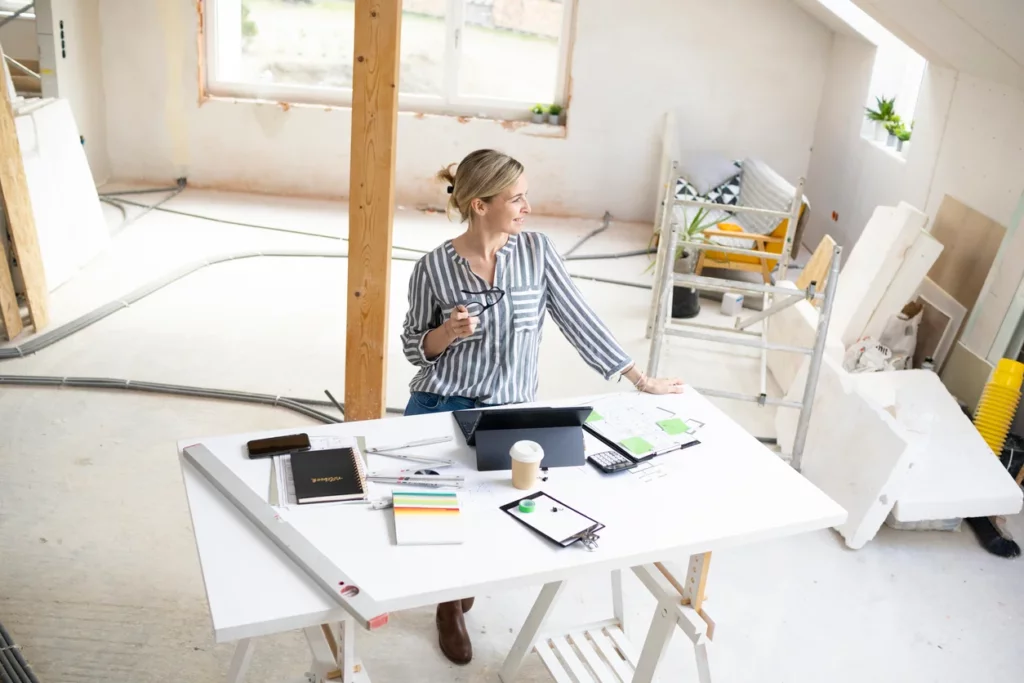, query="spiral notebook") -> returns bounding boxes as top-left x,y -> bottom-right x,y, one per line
290,446 -> 368,504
